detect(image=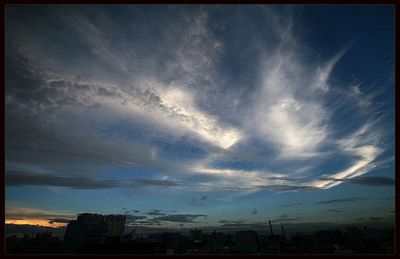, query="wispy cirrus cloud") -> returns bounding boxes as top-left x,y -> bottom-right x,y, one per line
310,122 -> 383,189
315,197 -> 366,205
312,41 -> 354,92
5,5 -> 393,203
